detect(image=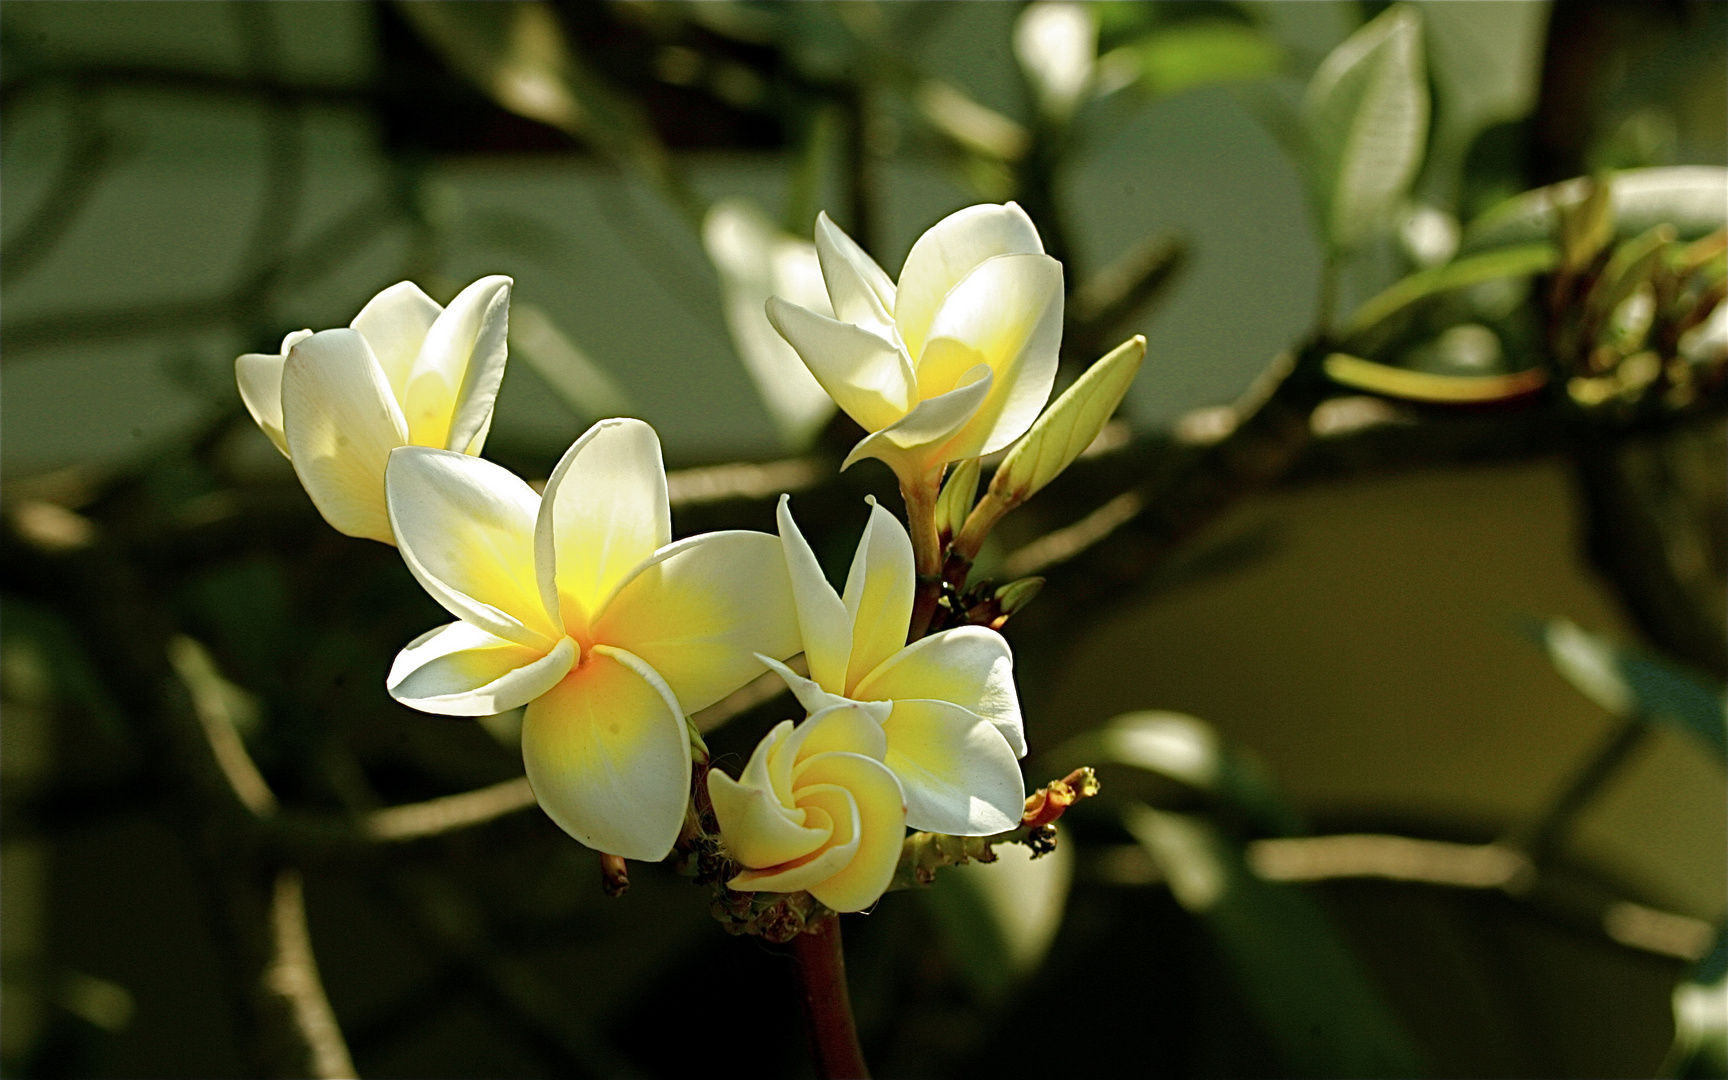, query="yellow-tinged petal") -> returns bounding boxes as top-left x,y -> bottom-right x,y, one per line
840,499 -> 916,691
854,625 -> 1024,757
919,251 -> 1063,458
757,654 -> 866,722
388,622 -> 576,716
402,276 -> 512,450
235,343 -> 293,457
281,328 -> 409,544
351,281 -> 442,402
708,768 -> 830,869
881,699 -> 1023,835
595,530 -> 799,715
841,366 -> 992,476
797,753 -> 905,913
766,297 -> 915,432
385,447 -> 558,648
785,701 -> 890,764
814,211 -> 897,335
521,644 -> 690,860
536,418 -> 671,631
895,202 -> 1044,363
728,823 -> 857,895
775,497 -> 853,693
